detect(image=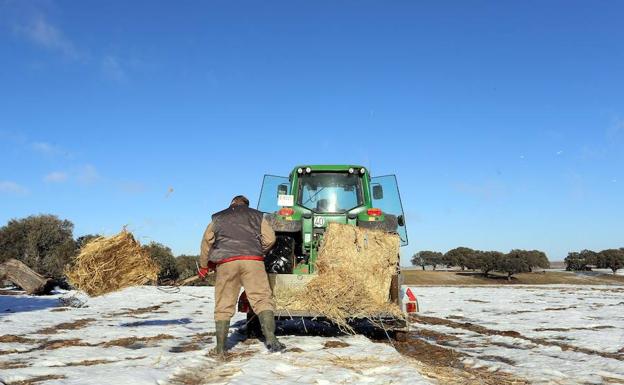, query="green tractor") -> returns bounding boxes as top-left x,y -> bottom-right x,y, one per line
240,165 -> 418,334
